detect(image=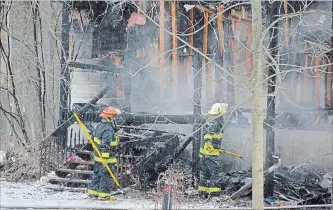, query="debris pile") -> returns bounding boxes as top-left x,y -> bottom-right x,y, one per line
223,170 -> 252,195
274,167 -> 332,205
